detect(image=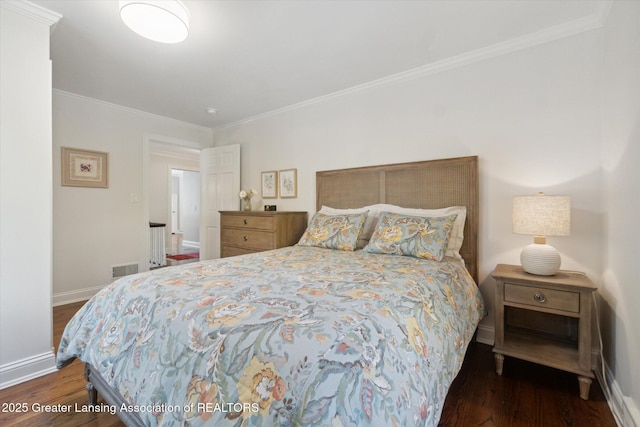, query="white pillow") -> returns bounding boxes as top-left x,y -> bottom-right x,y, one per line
320,204 -> 466,259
